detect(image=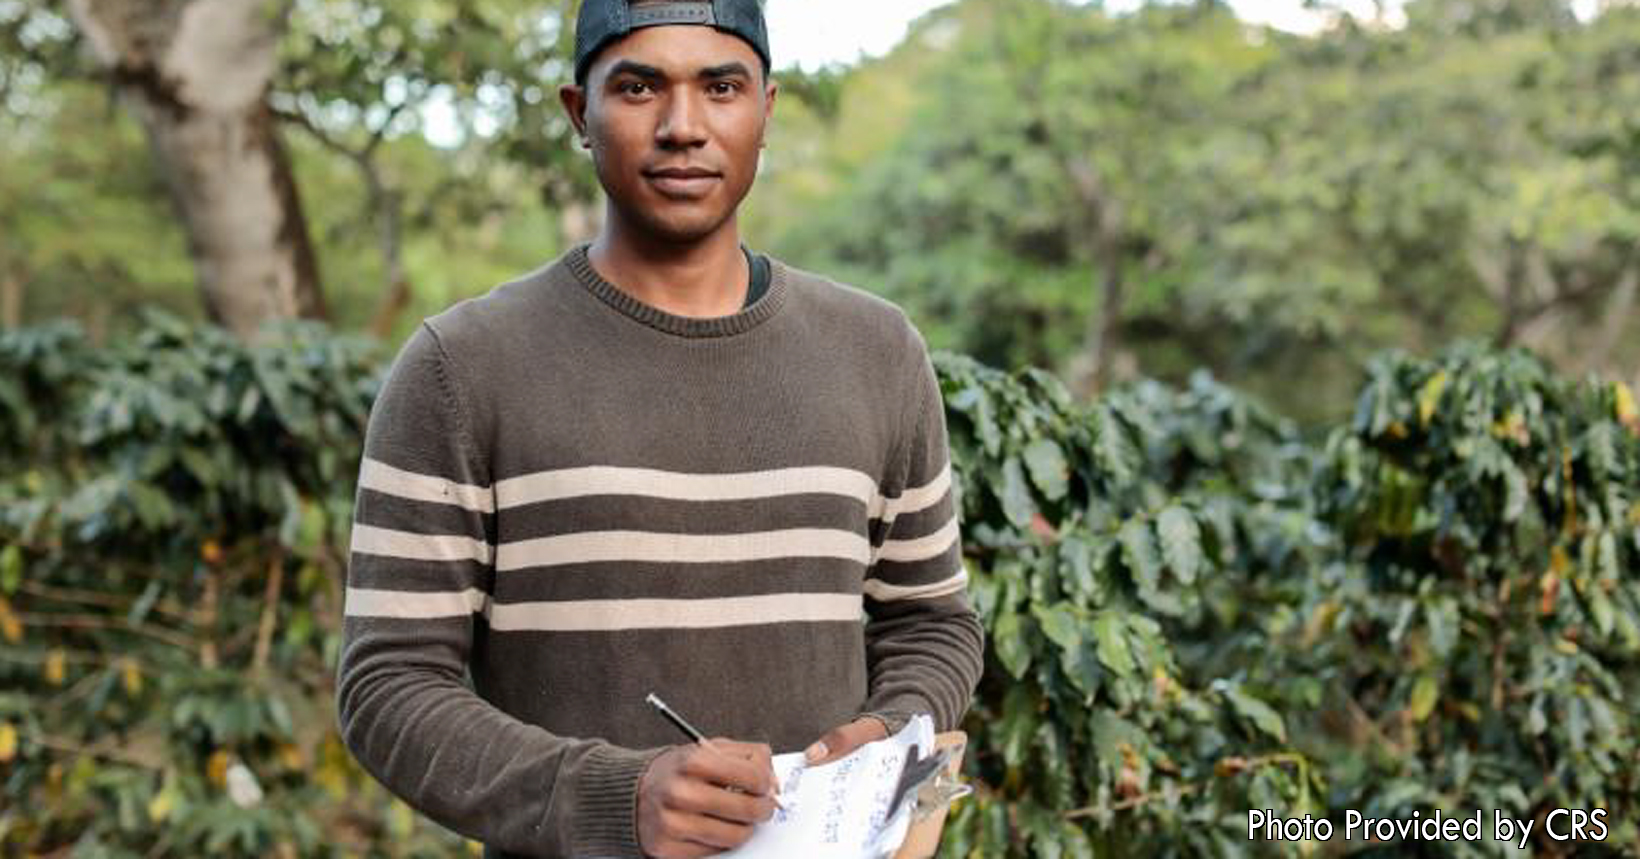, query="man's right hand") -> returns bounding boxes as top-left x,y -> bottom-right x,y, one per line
637,738 -> 778,858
